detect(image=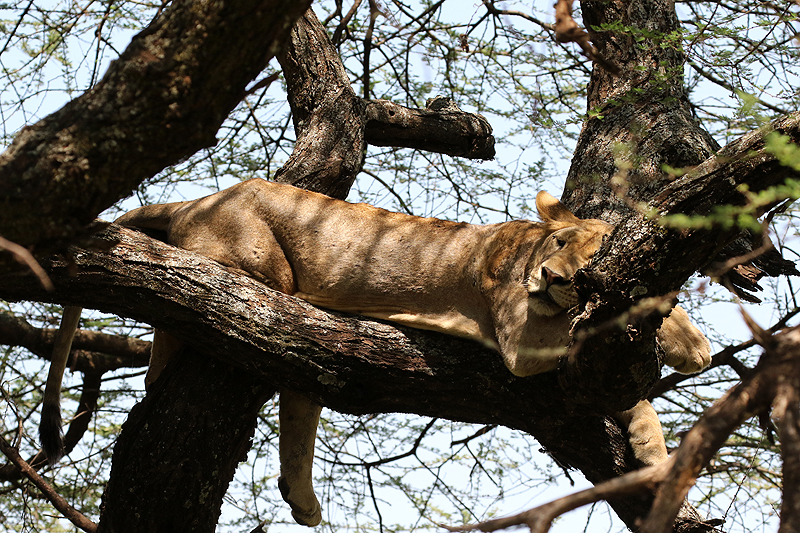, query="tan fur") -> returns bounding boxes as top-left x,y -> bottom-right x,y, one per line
42,179 -> 711,526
